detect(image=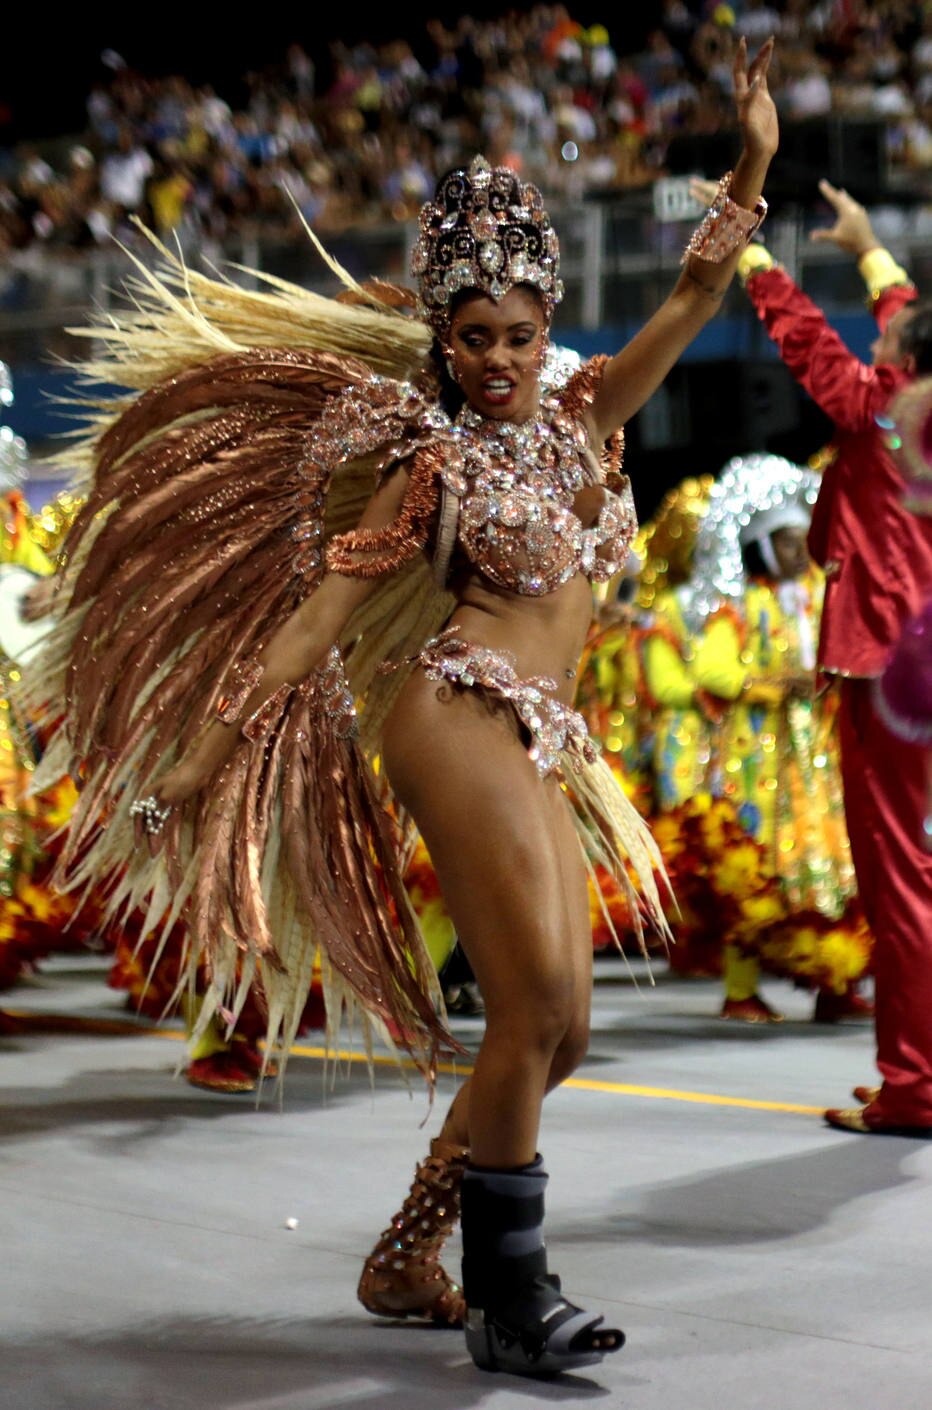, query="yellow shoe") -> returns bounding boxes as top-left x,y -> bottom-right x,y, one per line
824,1105 -> 932,1138
824,1106 -> 871,1133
